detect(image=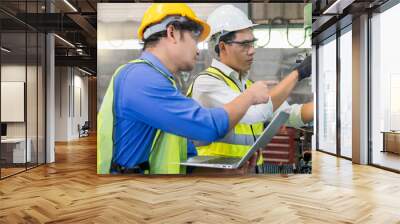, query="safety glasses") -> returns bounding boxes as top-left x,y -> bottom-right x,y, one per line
183,23 -> 203,41
167,19 -> 203,41
225,38 -> 258,50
